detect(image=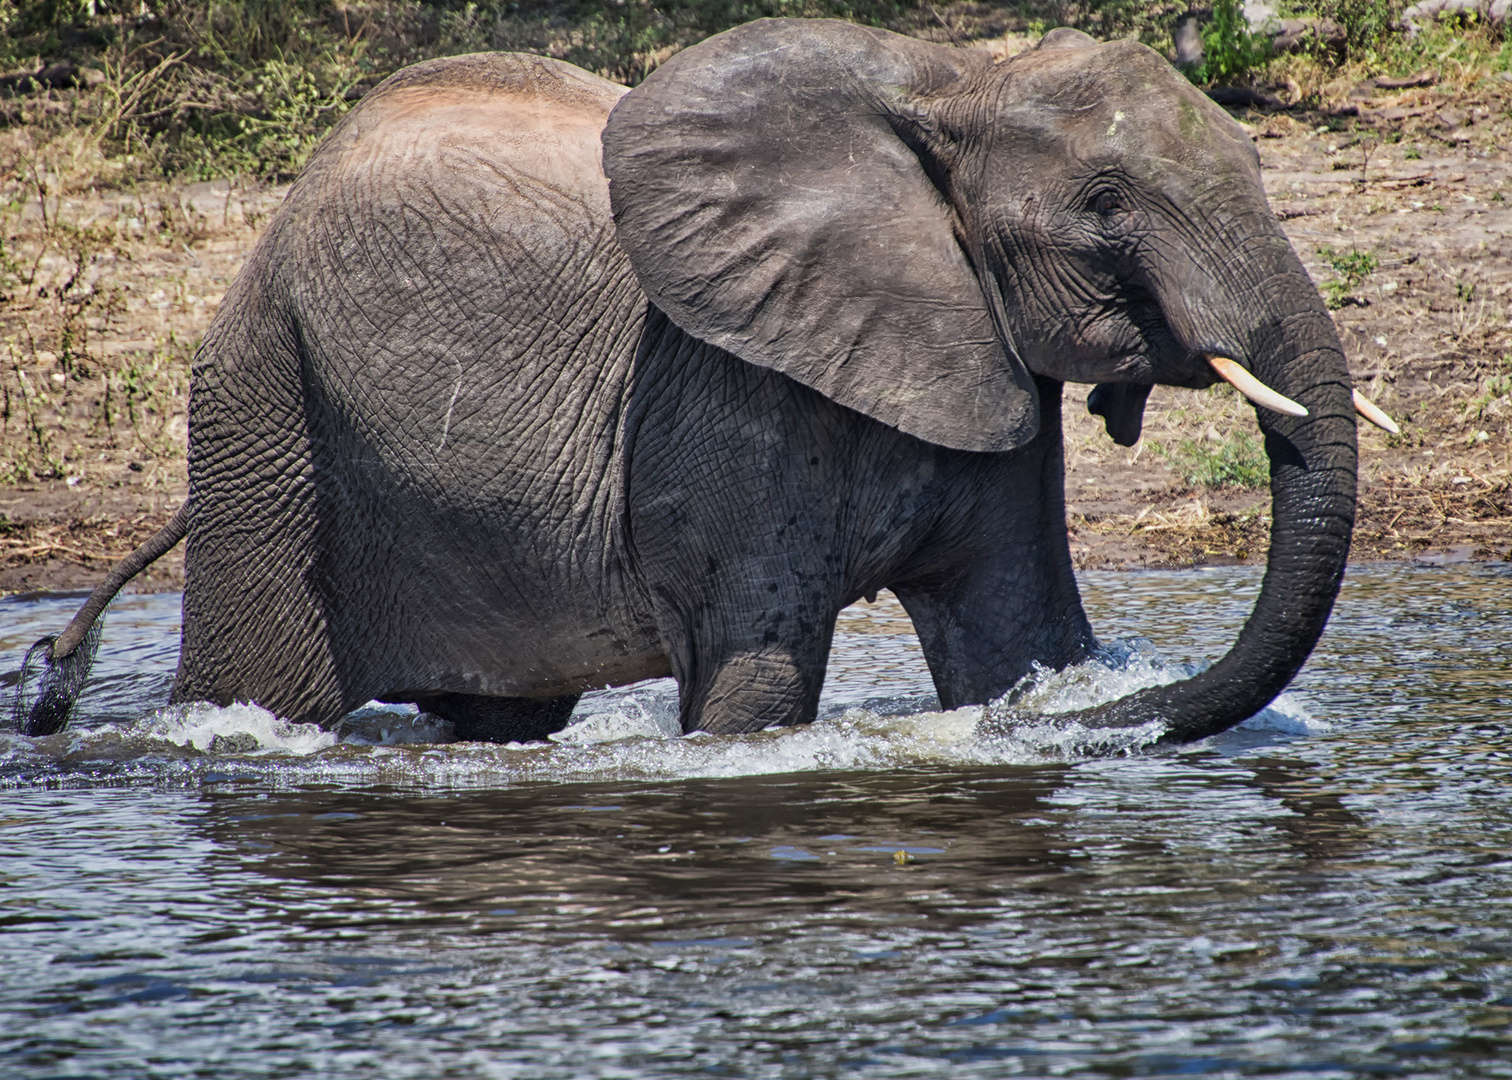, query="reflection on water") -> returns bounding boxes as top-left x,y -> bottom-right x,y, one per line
2,563 -> 1512,1077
